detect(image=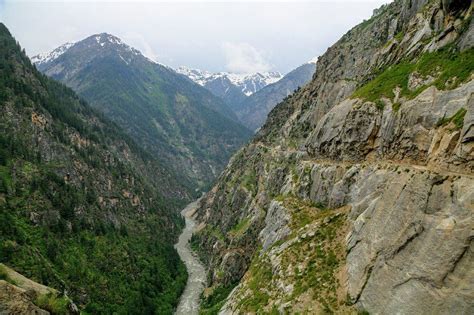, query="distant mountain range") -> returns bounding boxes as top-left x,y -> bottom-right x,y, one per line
33,37 -> 316,133
33,33 -> 251,192
177,61 -> 316,131
176,67 -> 282,96
234,61 -> 317,130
